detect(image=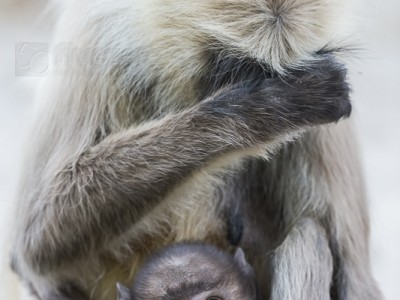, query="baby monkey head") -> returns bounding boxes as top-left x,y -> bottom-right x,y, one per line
117,243 -> 257,300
